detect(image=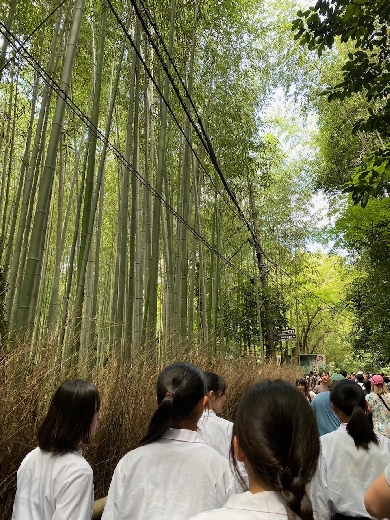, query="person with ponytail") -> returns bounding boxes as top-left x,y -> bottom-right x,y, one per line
197,371 -> 233,460
102,362 -> 235,520
311,379 -> 390,520
189,379 -> 320,520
